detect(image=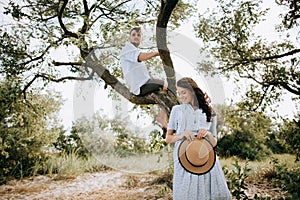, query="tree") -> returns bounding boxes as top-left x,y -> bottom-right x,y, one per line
194,0 -> 299,115
0,79 -> 62,182
1,0 -> 195,119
